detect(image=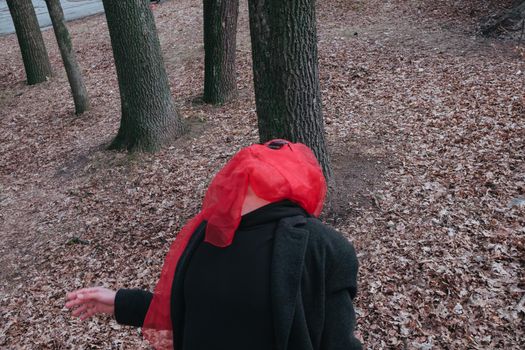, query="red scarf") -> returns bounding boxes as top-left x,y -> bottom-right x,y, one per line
142,140 -> 326,349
